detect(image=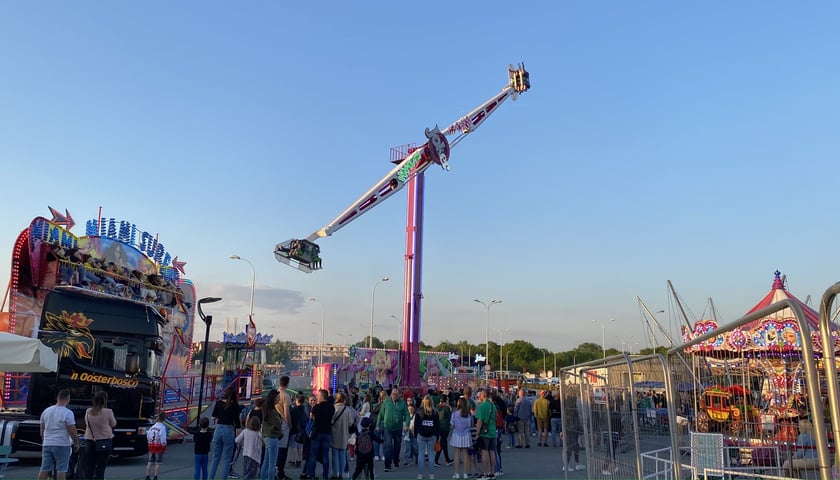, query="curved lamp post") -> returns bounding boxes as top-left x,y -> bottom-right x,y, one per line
195,296 -> 222,429
369,277 -> 389,348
